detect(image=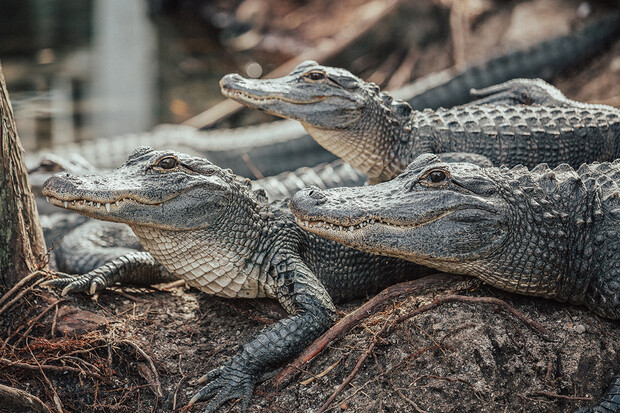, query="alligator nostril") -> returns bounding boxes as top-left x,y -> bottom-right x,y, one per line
306,188 -> 327,204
